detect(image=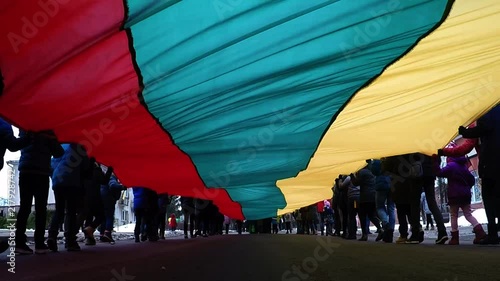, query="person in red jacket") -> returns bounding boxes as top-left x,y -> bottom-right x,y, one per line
169,213 -> 178,232
438,122 -> 480,158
